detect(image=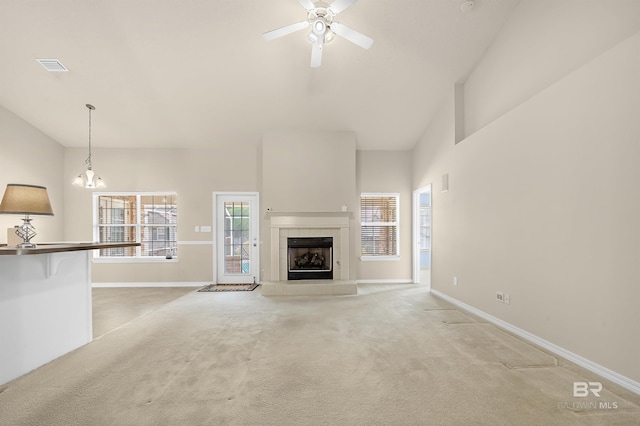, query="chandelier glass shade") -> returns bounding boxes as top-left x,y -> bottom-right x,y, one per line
73,168 -> 105,189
